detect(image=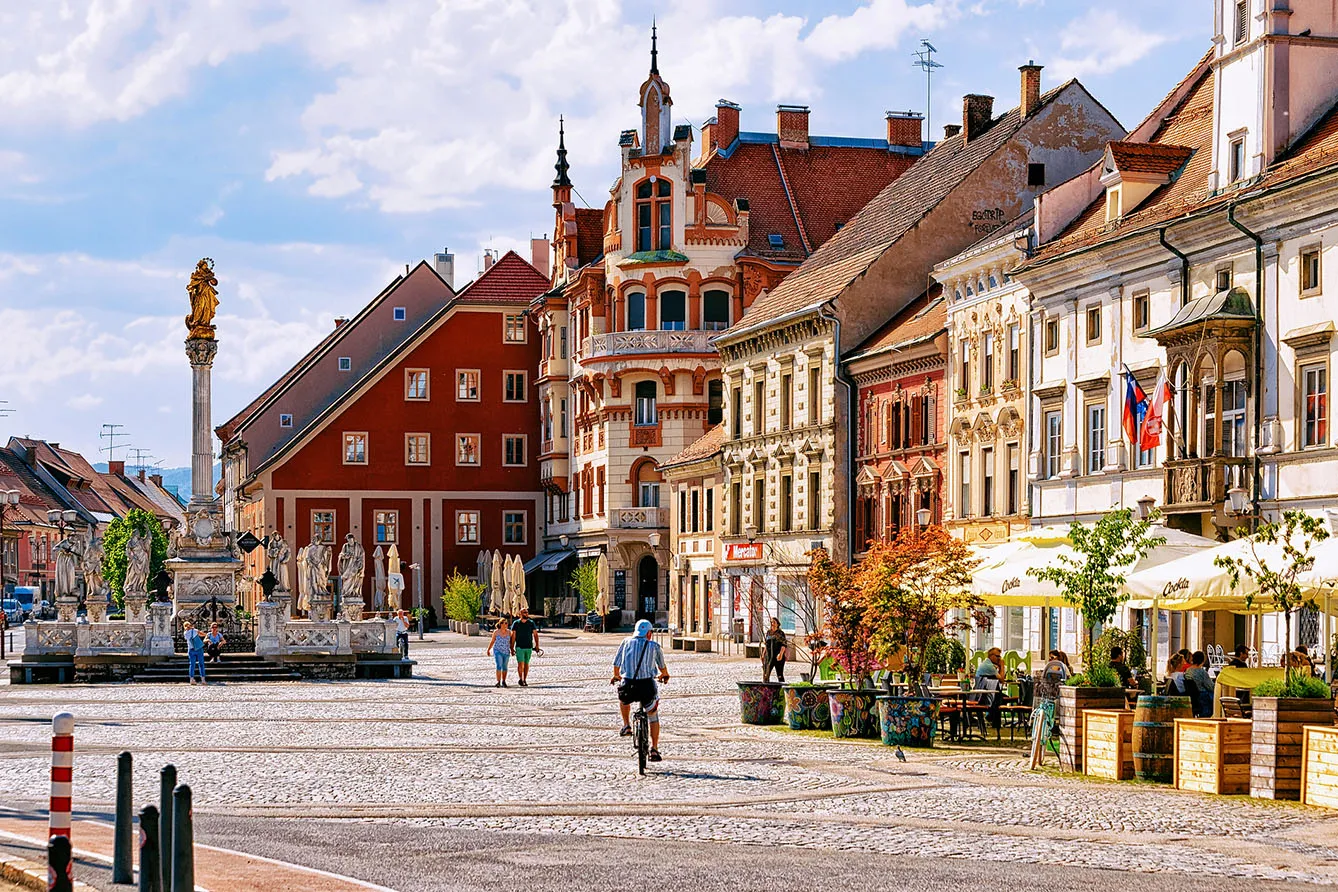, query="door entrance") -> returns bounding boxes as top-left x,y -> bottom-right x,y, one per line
637,556 -> 658,622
